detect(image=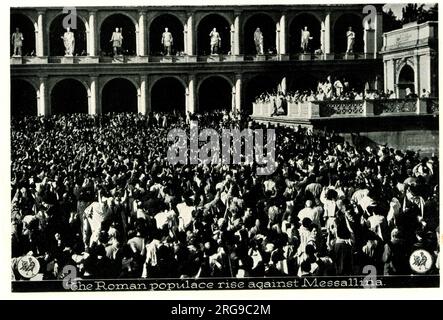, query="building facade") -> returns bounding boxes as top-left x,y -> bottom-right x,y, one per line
382,20 -> 438,98
11,5 -> 384,117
